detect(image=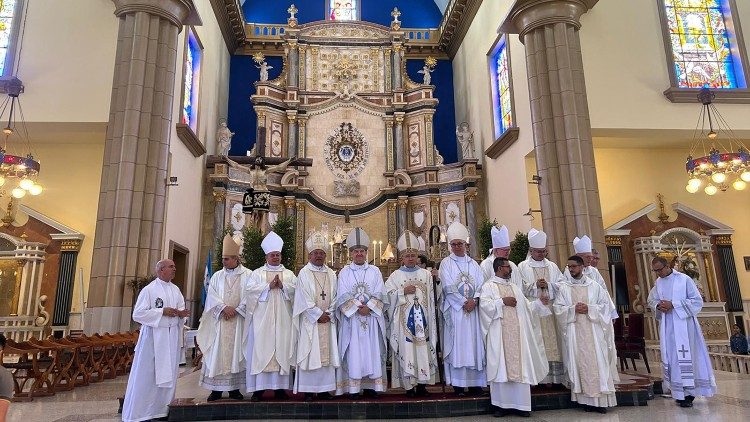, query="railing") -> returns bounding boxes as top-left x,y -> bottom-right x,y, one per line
403,28 -> 440,45
246,23 -> 287,41
0,316 -> 45,342
647,344 -> 750,375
